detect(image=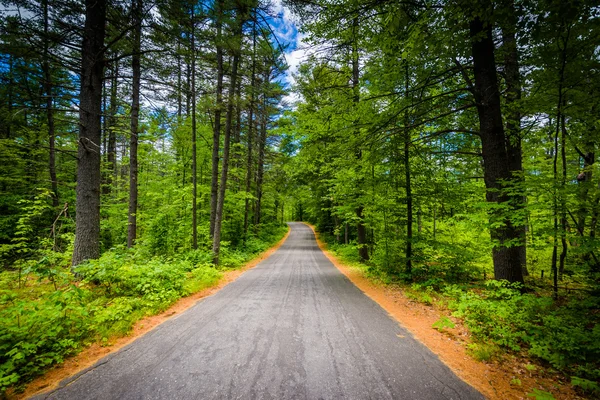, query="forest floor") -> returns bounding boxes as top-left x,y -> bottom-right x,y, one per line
13,227 -> 291,400
307,225 -> 584,400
